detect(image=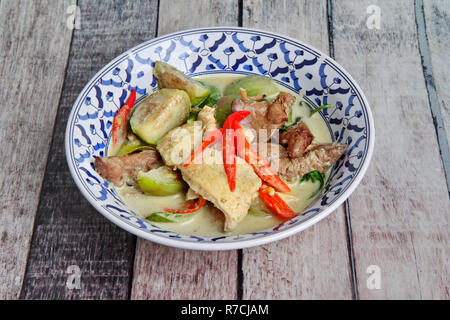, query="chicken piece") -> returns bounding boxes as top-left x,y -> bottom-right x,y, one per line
156,122 -> 203,167
302,143 -> 348,173
280,121 -> 314,158
260,142 -> 288,166
180,148 -> 261,231
275,143 -> 347,182
231,91 -> 295,141
197,106 -> 218,135
267,92 -> 296,124
157,107 -> 219,166
94,150 -> 160,186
